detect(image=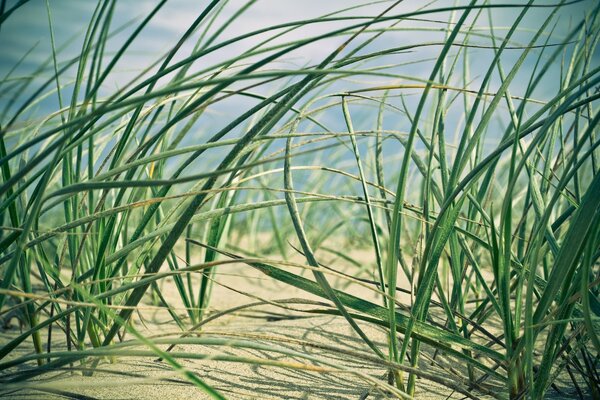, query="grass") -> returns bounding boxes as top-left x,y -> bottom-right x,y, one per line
0,0 -> 599,398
